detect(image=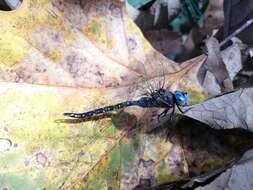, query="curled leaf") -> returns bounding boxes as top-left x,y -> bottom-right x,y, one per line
186,88 -> 253,132
198,37 -> 234,95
